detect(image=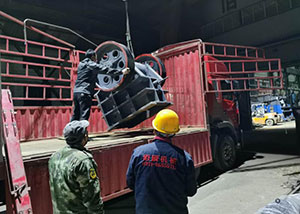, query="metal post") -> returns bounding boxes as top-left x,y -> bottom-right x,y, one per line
2,89 -> 33,213
0,52 -> 3,165
123,0 -> 135,57
0,49 -> 6,214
